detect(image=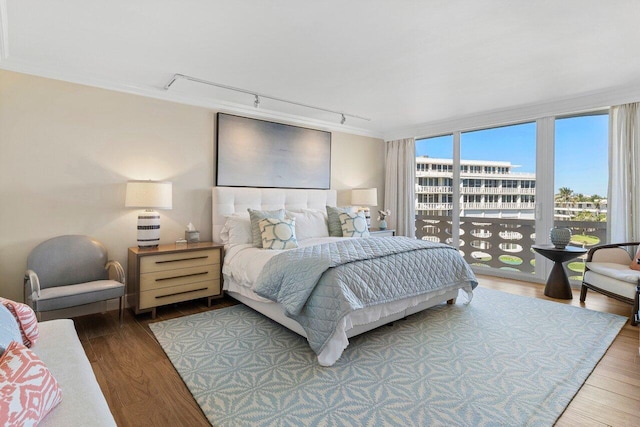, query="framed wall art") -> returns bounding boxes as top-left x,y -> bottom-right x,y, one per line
216,113 -> 331,189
